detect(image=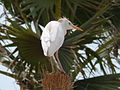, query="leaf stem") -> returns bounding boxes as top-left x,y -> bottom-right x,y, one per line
0,70 -> 18,80
55,0 -> 61,19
